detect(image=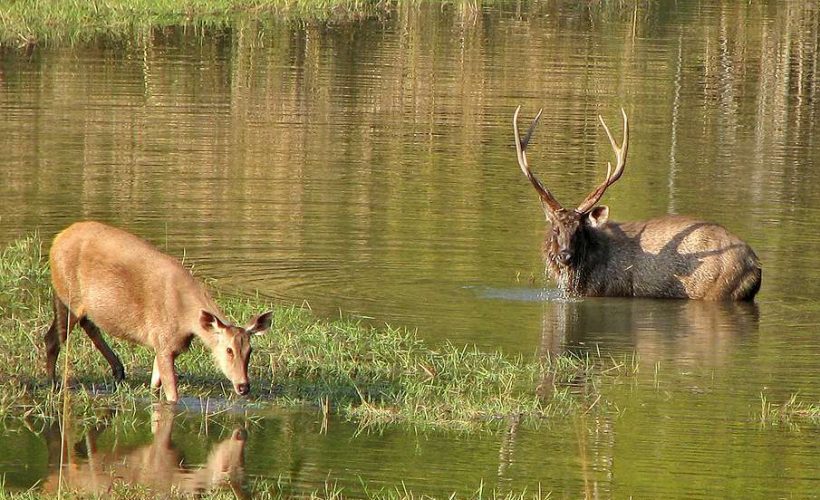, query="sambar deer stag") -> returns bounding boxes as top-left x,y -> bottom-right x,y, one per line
513,106 -> 761,301
45,221 -> 273,402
